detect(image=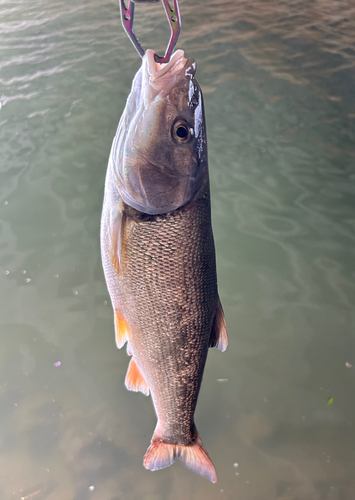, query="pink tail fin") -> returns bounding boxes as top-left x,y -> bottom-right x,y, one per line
143,432 -> 217,483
